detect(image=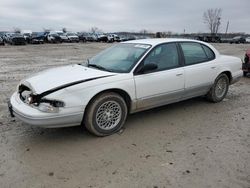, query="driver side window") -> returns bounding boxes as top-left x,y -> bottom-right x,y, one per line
144,43 -> 179,72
